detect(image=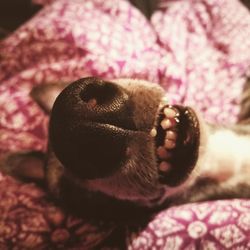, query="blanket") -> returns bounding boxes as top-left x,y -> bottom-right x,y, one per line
0,0 -> 250,248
